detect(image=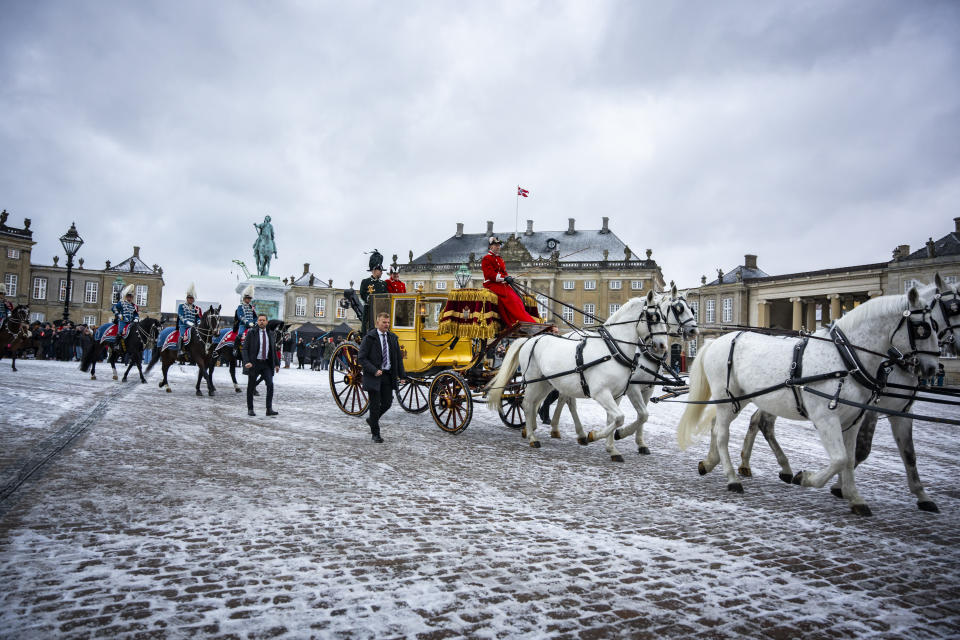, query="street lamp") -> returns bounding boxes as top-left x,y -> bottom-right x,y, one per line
454,264 -> 472,289
59,222 -> 84,322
